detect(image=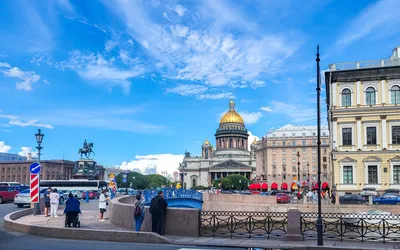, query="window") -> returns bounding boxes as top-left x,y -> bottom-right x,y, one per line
323,157 -> 327,162
292,141 -> 296,146
342,89 -> 351,107
313,166 -> 317,172
342,128 -> 352,146
282,141 -> 286,146
366,127 -> 377,145
368,165 -> 378,184
229,138 -> 233,148
323,174 -> 327,180
292,166 -> 297,172
302,140 -> 306,146
391,86 -> 400,104
365,87 -> 376,105
392,126 -> 400,145
393,165 -> 400,184
343,166 -> 353,184
312,140 -> 316,145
